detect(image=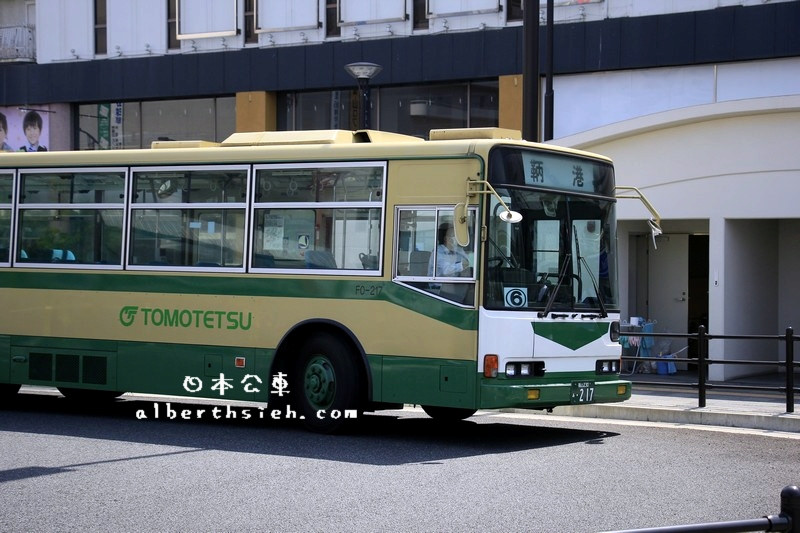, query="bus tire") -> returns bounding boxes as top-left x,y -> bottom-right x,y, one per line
421,405 -> 476,421
0,384 -> 21,402
293,333 -> 363,433
57,388 -> 125,402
